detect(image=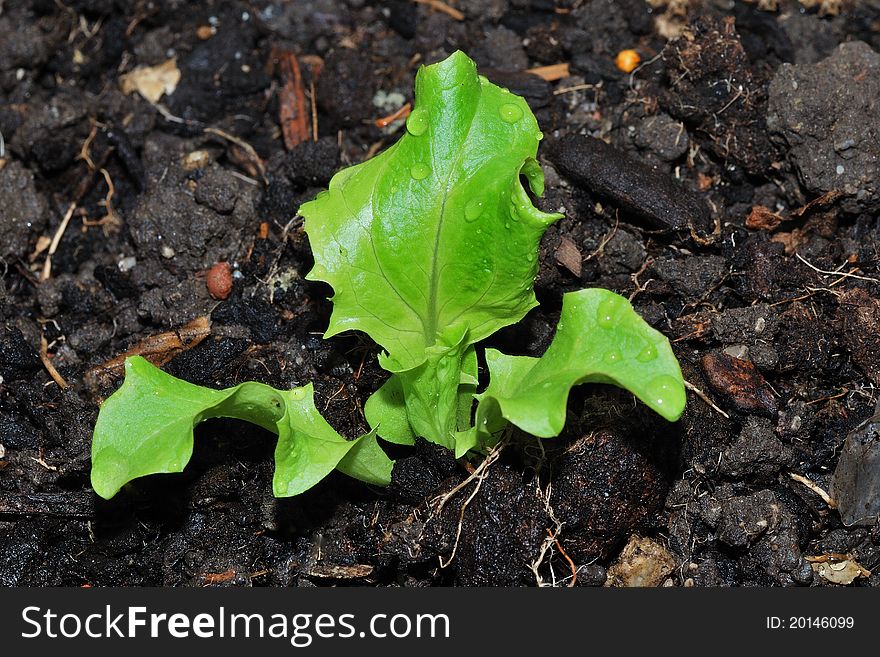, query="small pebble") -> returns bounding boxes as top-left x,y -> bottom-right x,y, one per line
206,262 -> 233,300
